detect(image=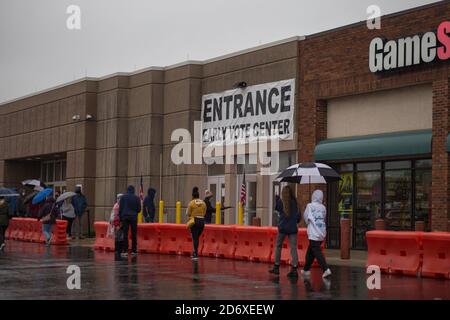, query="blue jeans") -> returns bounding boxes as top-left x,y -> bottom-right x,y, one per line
42,224 -> 53,242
